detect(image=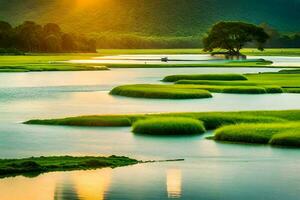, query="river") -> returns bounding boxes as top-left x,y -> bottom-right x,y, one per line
0,62 -> 300,199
